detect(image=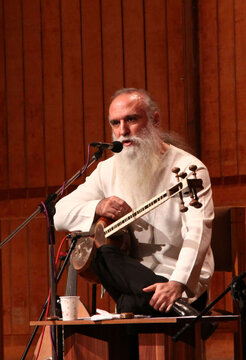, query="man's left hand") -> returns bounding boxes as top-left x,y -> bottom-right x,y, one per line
142,281 -> 186,313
